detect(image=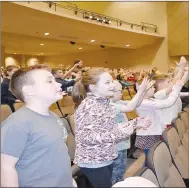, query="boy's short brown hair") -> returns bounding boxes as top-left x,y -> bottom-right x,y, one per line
51,68 -> 61,75
4,65 -> 19,76
10,64 -> 49,102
